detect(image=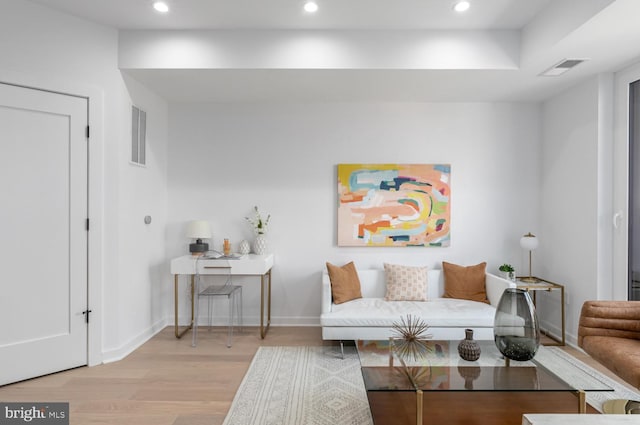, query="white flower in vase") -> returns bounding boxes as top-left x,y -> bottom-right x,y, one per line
245,206 -> 271,235
245,206 -> 271,254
